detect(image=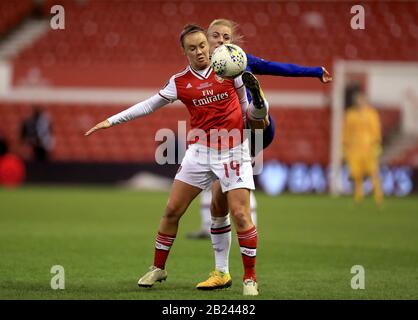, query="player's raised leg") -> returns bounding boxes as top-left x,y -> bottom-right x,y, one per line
243,71 -> 276,156
242,71 -> 270,130
138,179 -> 201,287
